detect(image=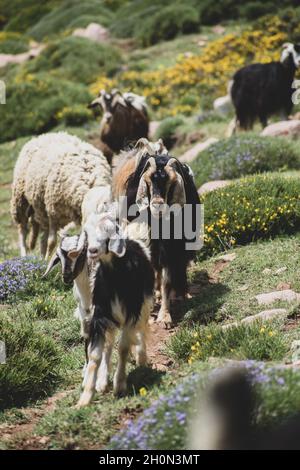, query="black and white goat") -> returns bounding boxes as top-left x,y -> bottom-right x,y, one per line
113,139 -> 201,328
45,209 -> 154,407
230,43 -> 300,132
